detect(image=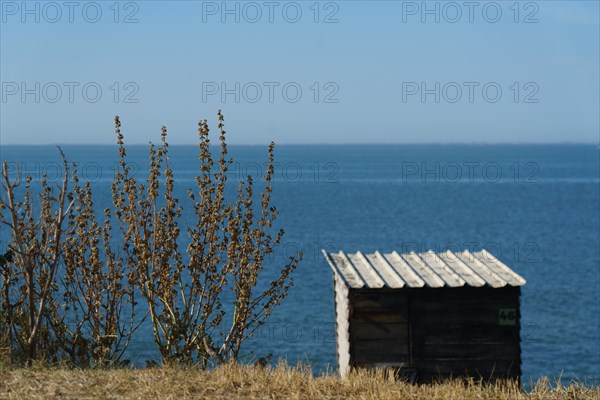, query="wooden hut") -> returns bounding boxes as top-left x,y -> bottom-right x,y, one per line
322,249 -> 526,382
